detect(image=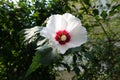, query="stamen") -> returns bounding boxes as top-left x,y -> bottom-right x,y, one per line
61,35 -> 67,41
